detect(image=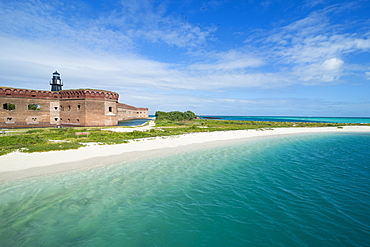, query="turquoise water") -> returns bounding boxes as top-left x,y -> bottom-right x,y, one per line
200,115 -> 370,123
118,118 -> 151,126
1,133 -> 370,246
